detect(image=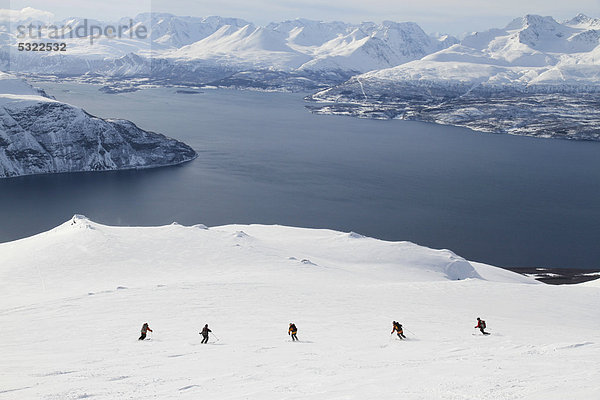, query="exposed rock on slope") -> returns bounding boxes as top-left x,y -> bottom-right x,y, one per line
0,73 -> 196,178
